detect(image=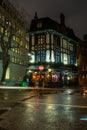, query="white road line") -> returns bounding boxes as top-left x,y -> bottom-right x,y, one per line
0,86 -> 34,89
